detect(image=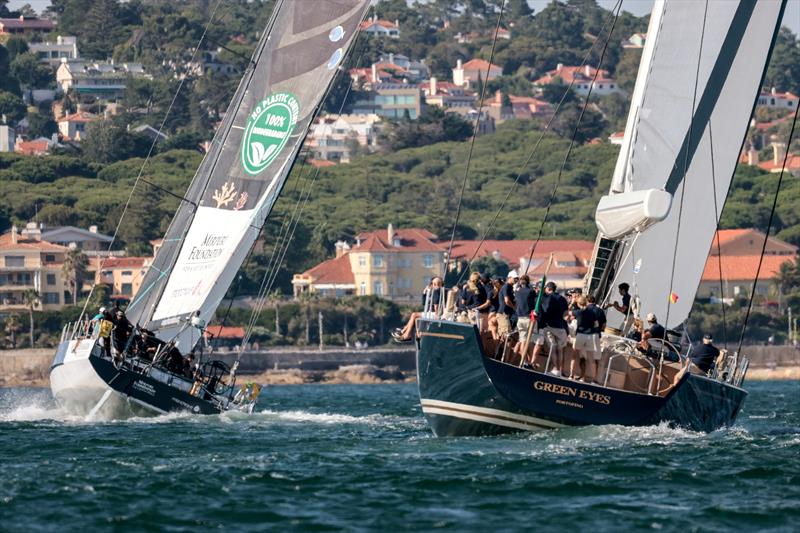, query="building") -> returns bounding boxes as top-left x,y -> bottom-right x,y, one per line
376,53 -> 429,80
608,131 -> 625,145
753,142 -> 800,177
0,16 -> 55,35
14,136 -> 57,155
452,58 -> 502,89
0,125 -> 14,152
351,83 -> 425,120
448,239 -> 595,290
697,229 -> 798,300
446,106 -> 496,136
0,224 -> 71,311
359,17 -> 400,38
293,225 -> 445,301
92,256 -> 151,300
534,64 -> 621,96
757,88 -> 798,110
624,32 -> 646,48
420,77 -> 477,109
28,35 -> 79,65
57,111 -> 100,141
305,113 -> 381,163
486,91 -> 553,123
40,225 -> 114,255
56,60 -> 149,100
